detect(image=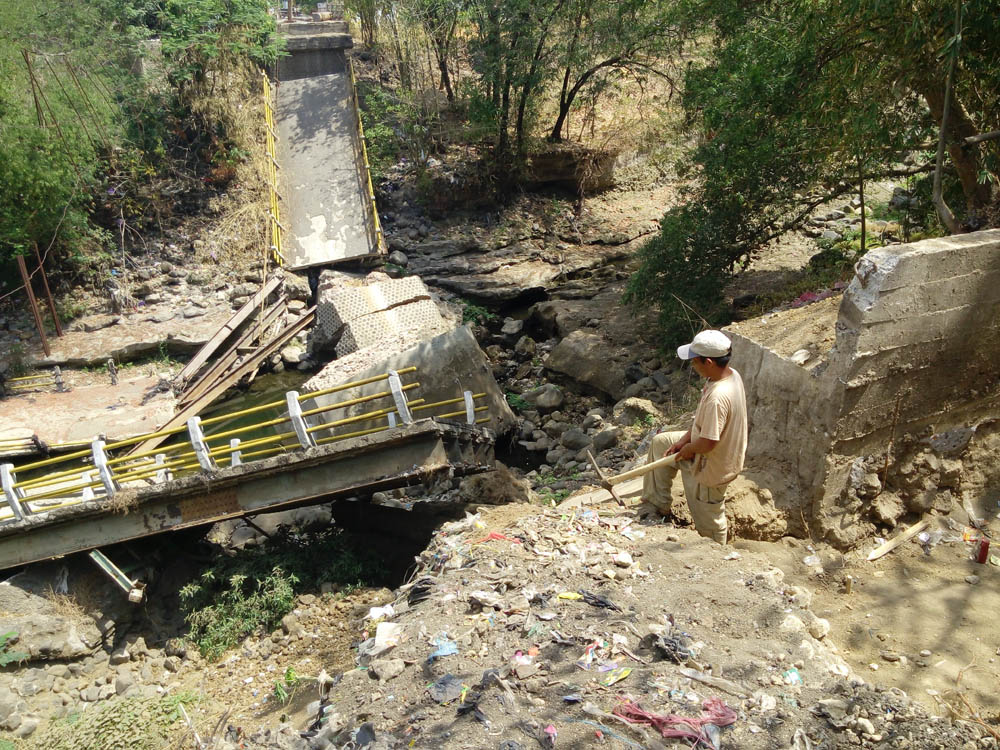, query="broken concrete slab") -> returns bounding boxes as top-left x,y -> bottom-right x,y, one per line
303,326 -> 515,435
0,375 -> 176,450
31,309 -> 233,369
